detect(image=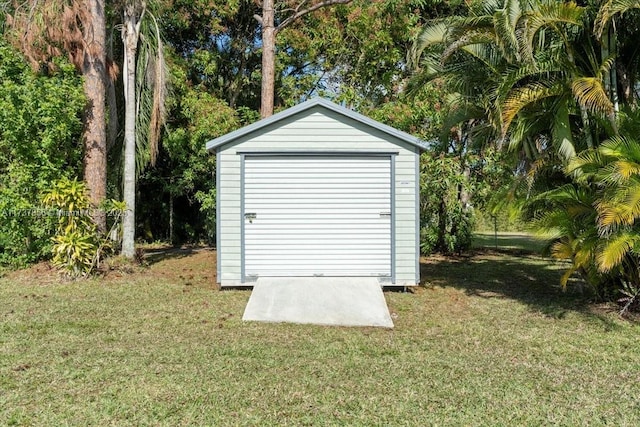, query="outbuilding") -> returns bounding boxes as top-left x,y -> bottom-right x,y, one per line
206,98 -> 425,287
